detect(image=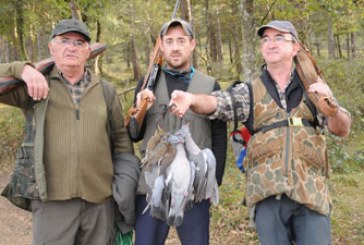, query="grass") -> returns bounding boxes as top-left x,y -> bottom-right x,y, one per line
207,155 -> 364,245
